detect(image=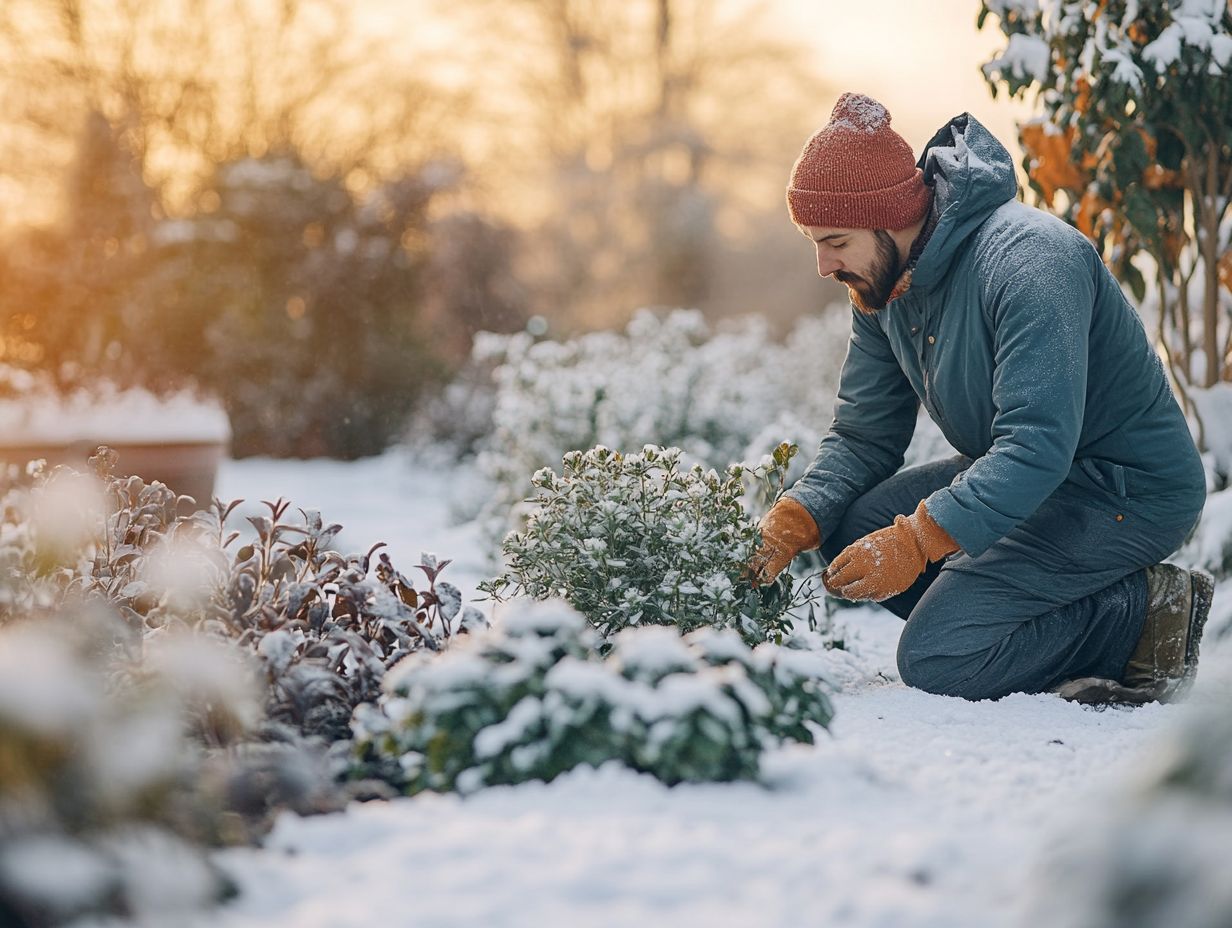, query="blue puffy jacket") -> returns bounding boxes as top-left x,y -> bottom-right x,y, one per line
784,112 -> 1207,558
